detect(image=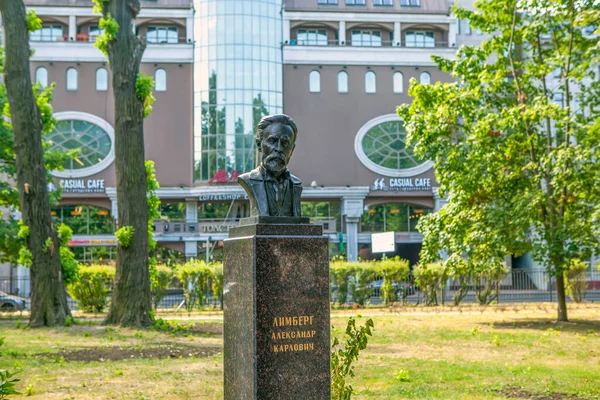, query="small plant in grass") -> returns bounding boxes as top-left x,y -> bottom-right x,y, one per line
0,338 -> 21,399
331,317 -> 374,400
394,369 -> 411,382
